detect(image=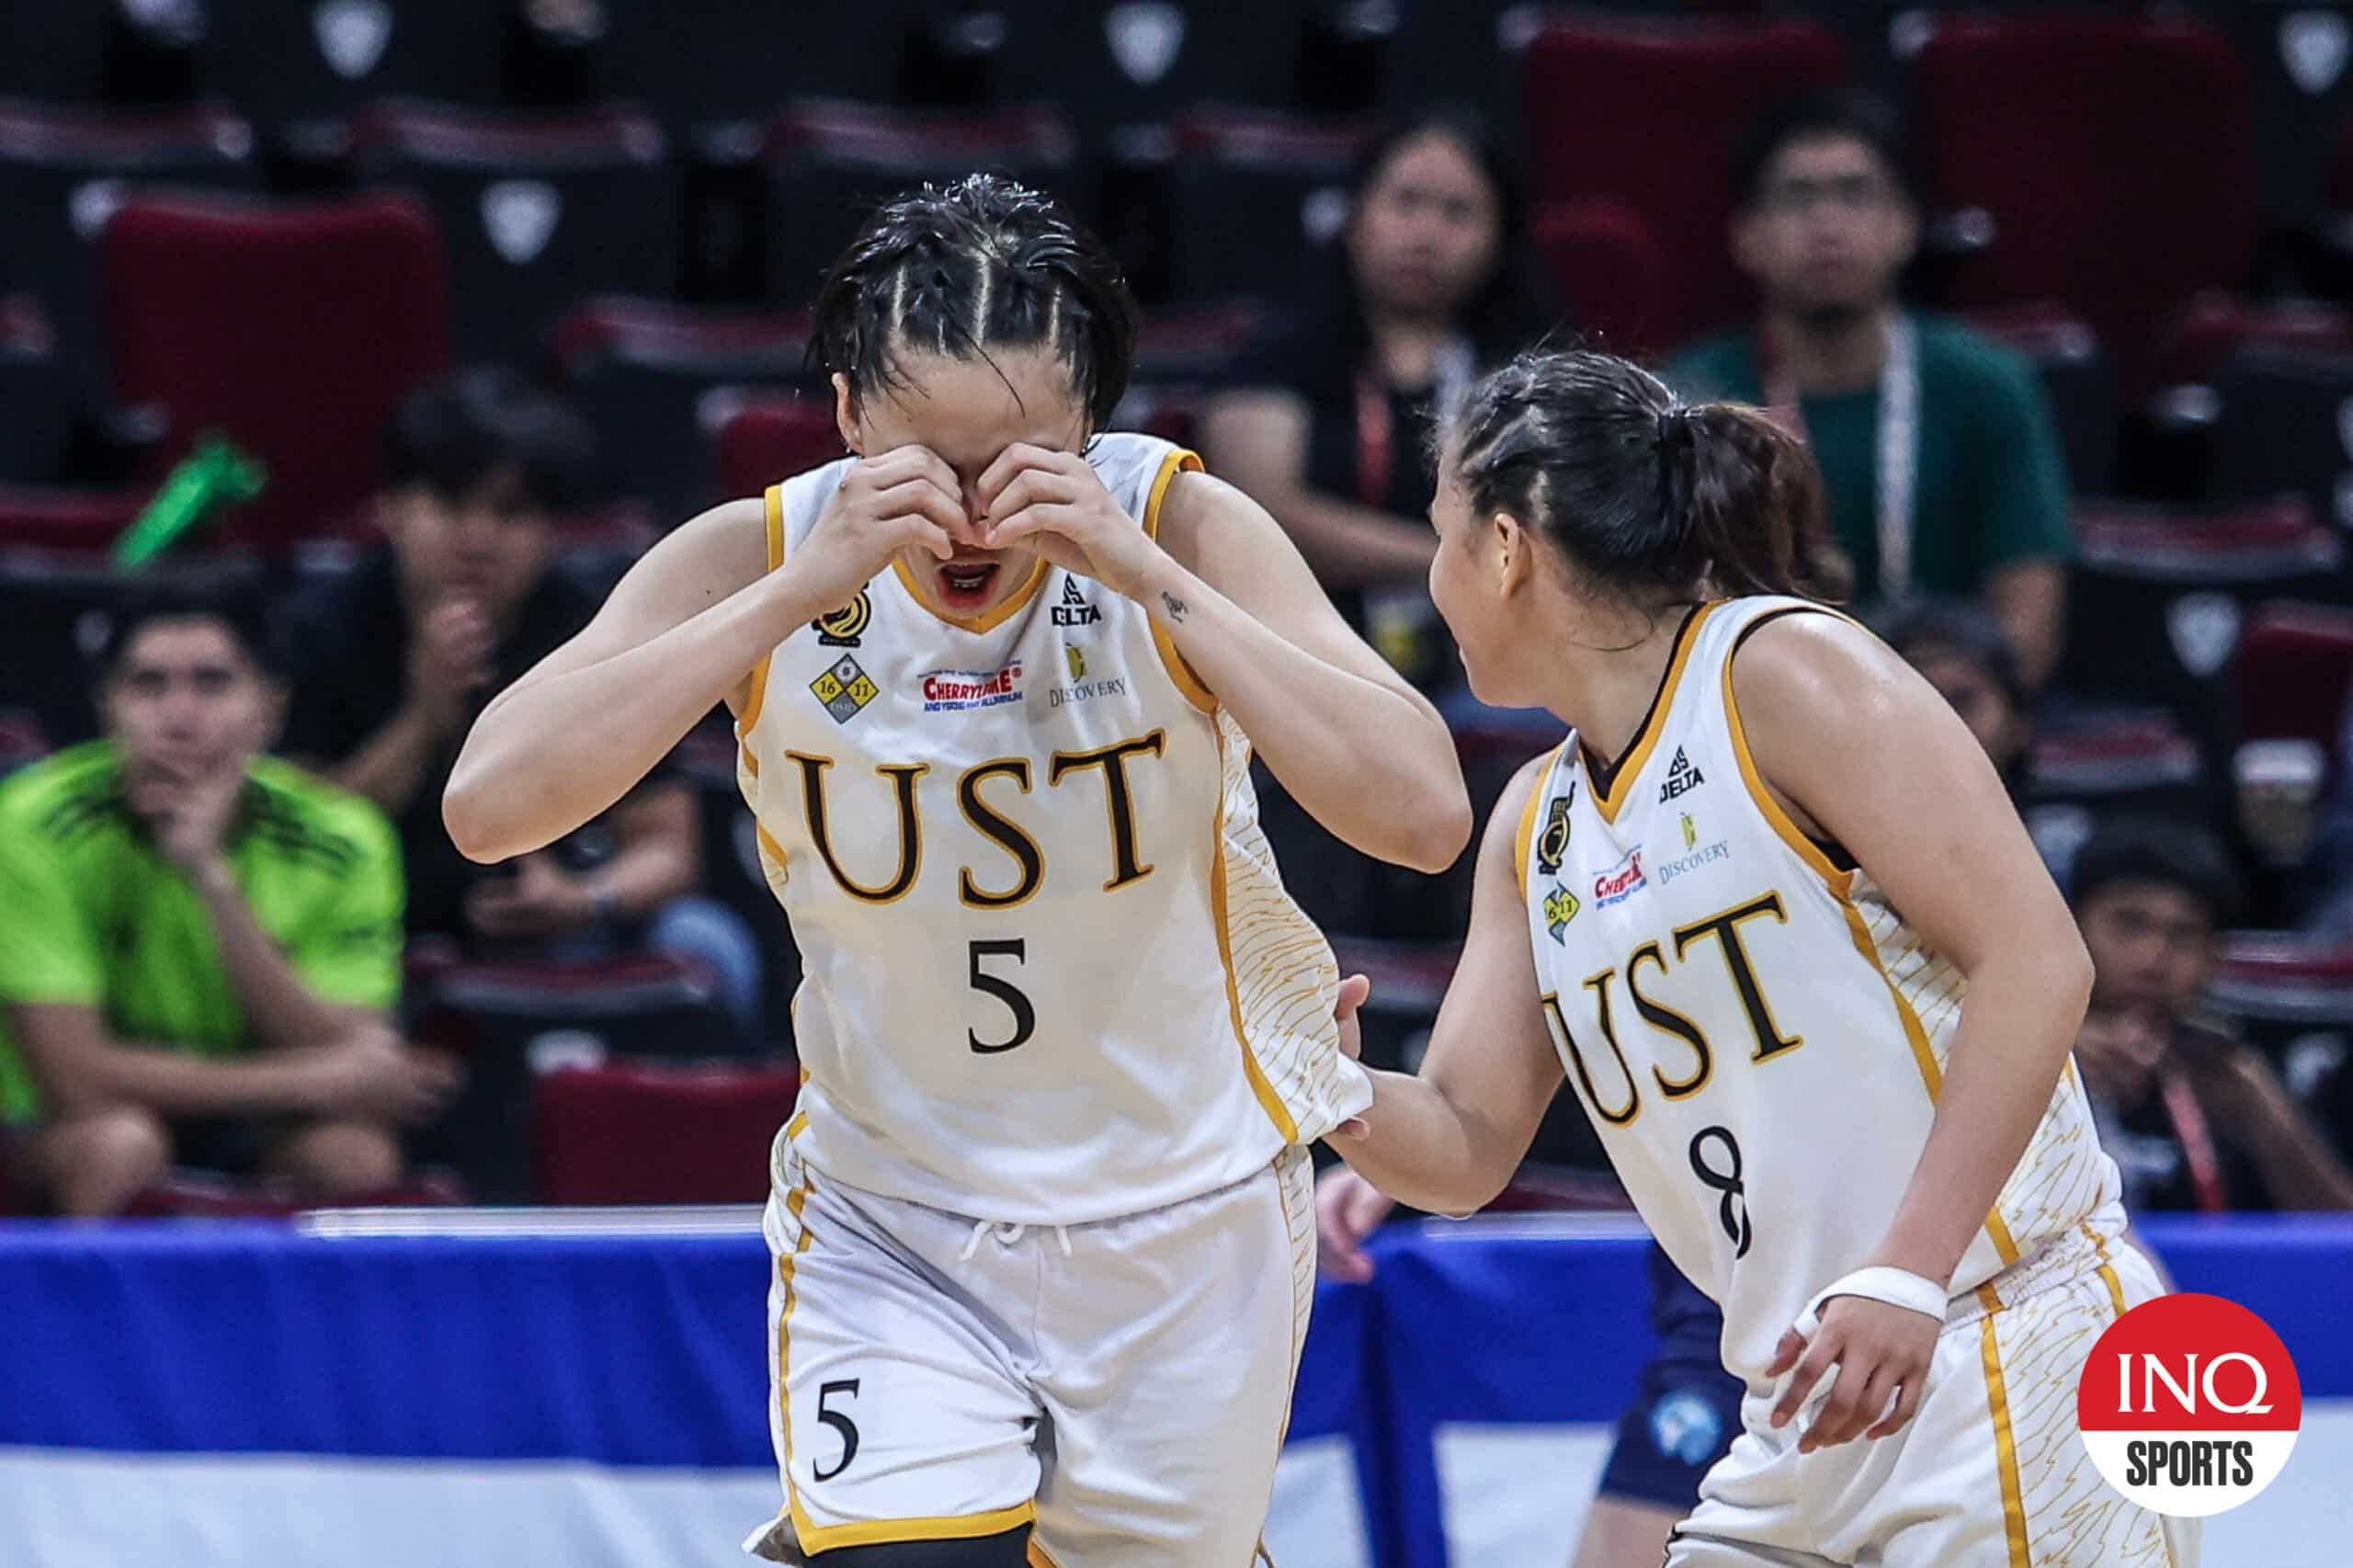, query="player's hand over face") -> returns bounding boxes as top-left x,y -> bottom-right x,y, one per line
1313,1165 -> 1394,1285
1766,1293 -> 1938,1453
797,445 -> 965,617
976,444 -> 1165,601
